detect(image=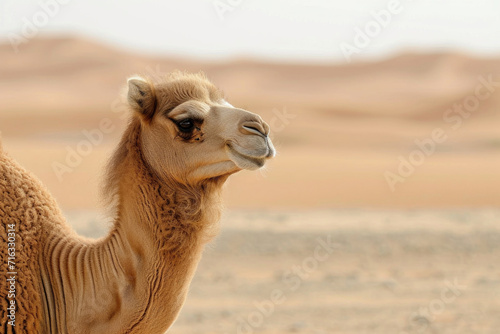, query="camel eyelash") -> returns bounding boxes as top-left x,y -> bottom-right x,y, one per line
175,122 -> 204,142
